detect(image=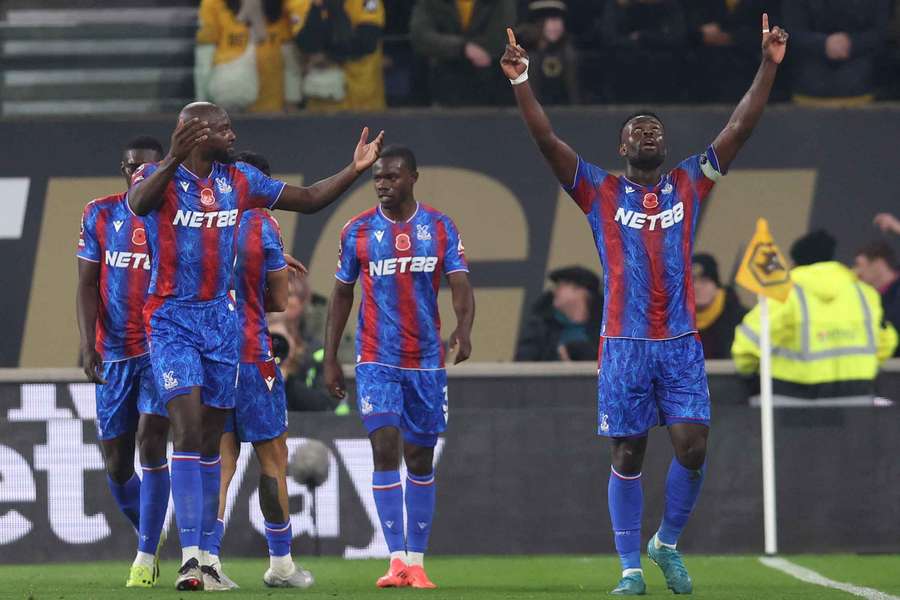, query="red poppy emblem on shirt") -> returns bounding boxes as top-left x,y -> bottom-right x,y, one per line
200,188 -> 216,206
395,233 -> 411,251
132,228 -> 147,246
643,192 -> 659,209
